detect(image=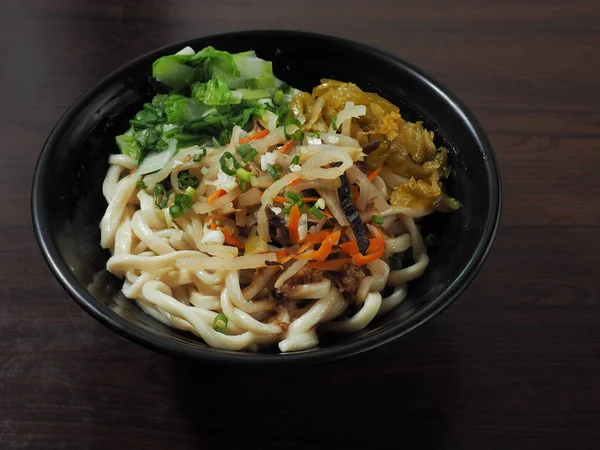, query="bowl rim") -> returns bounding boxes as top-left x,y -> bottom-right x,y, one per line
31,29 -> 502,366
